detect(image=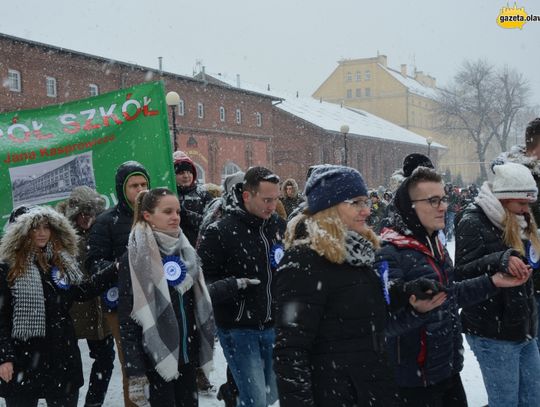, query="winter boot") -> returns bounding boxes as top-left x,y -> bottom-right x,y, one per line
217,383 -> 237,407
196,368 -> 215,393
